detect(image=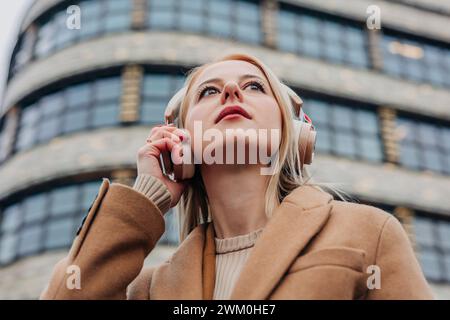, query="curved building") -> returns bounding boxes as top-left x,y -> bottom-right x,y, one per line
0,0 -> 449,299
